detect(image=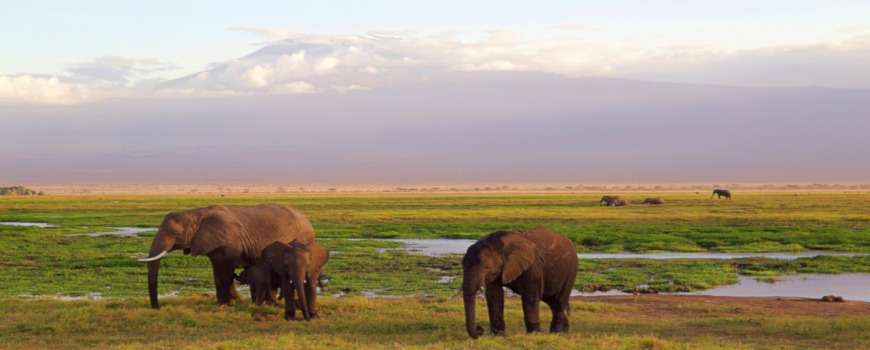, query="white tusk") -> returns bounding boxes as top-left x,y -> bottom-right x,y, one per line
137,250 -> 168,262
